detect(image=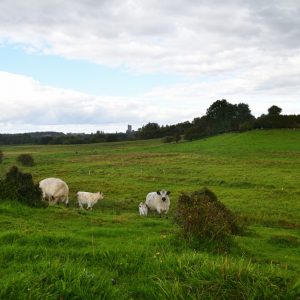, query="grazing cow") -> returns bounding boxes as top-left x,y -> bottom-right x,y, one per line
145,190 -> 171,217
139,202 -> 148,216
77,191 -> 104,209
39,178 -> 69,206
